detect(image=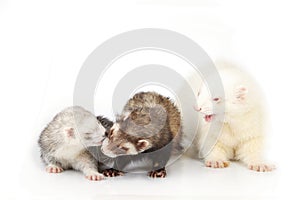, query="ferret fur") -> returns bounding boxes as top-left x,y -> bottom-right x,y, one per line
100,92 -> 183,177
38,106 -> 106,180
194,62 -> 275,172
